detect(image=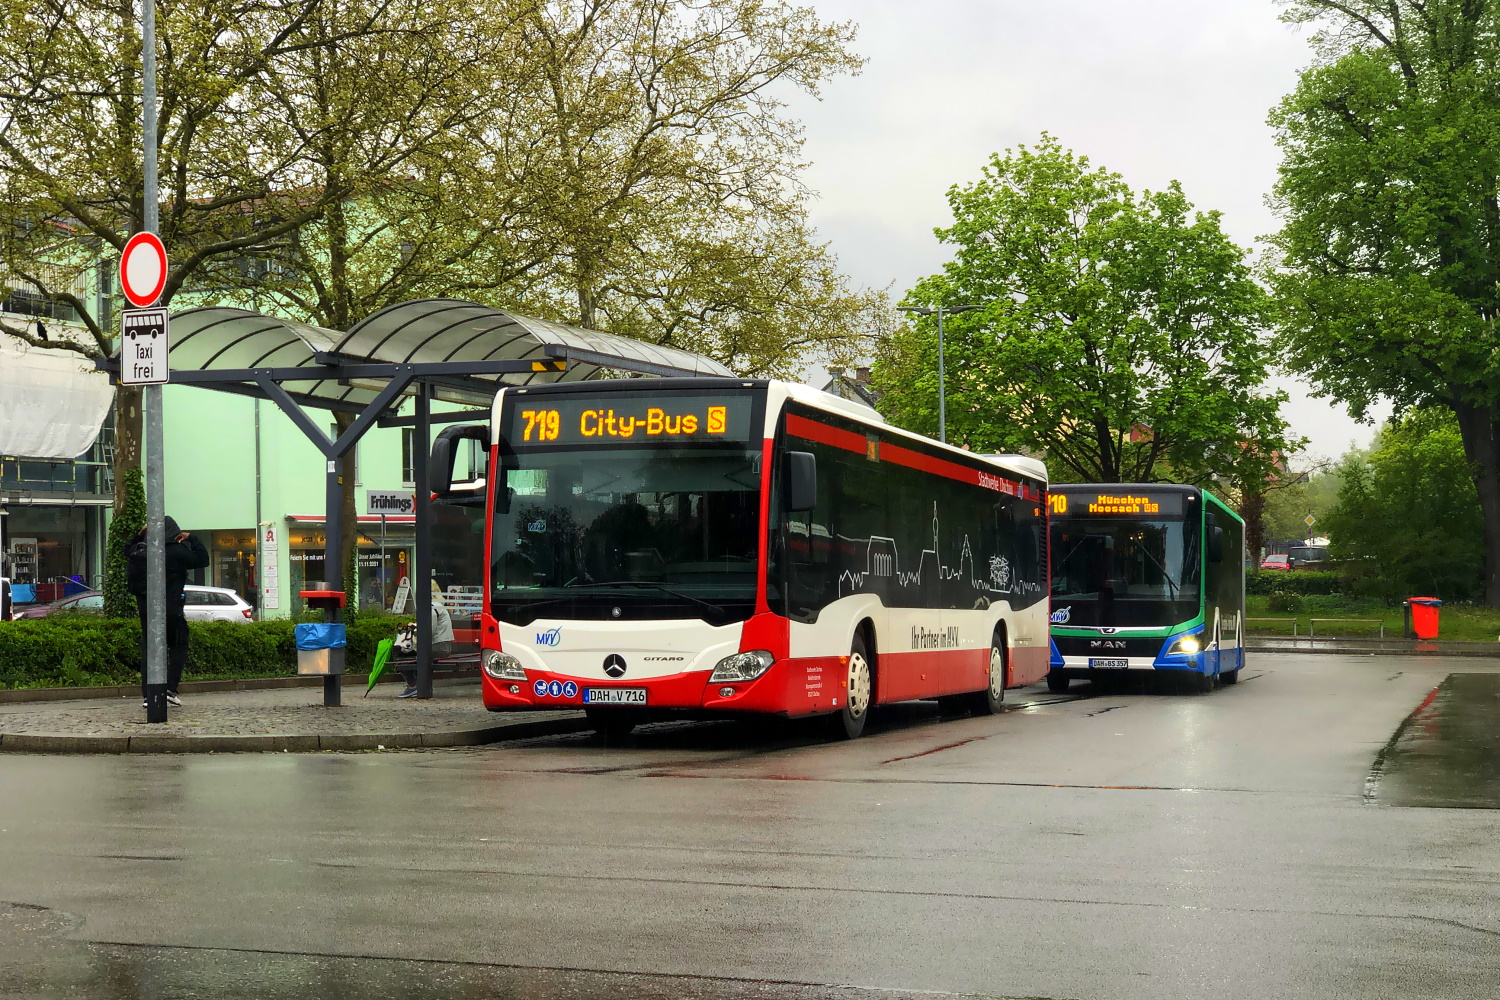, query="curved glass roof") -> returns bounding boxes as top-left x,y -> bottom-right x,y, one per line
337,299 -> 731,379
160,299 -> 731,410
